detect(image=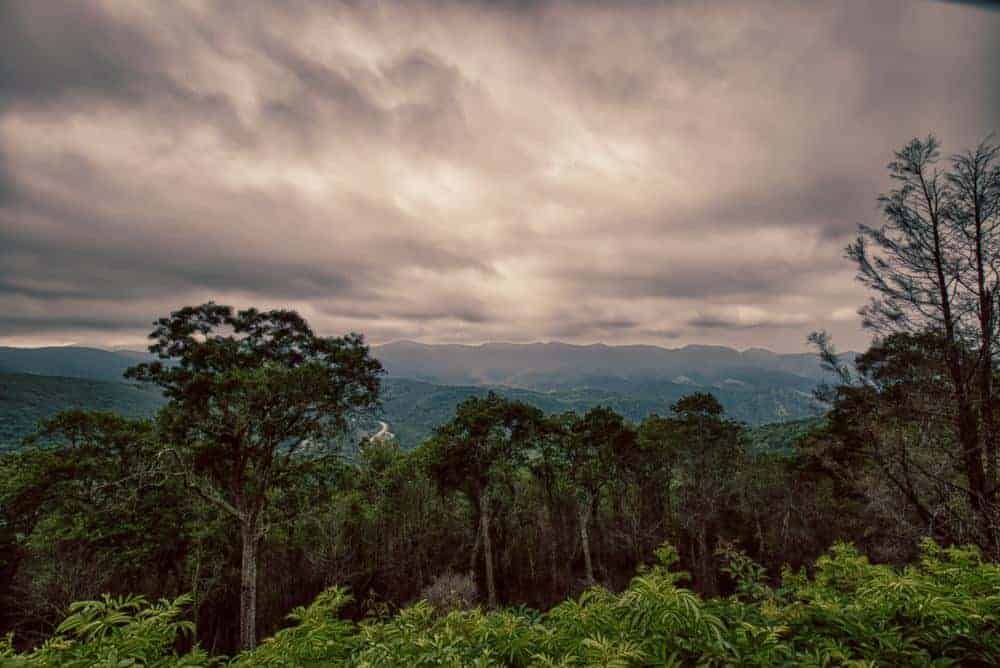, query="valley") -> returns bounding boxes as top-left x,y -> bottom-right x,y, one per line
0,342 -> 833,450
